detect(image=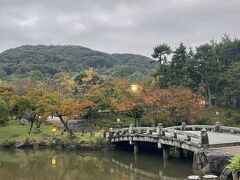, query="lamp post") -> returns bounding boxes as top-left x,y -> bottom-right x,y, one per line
130,84 -> 138,127
216,111 -> 220,121
52,128 -> 56,139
